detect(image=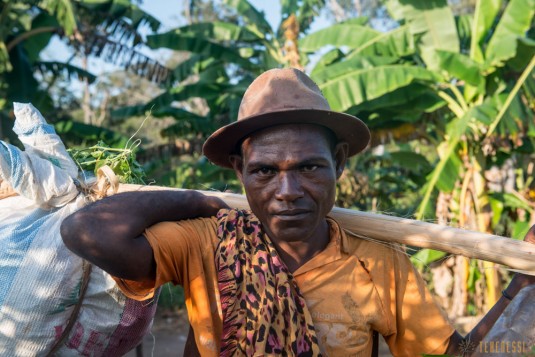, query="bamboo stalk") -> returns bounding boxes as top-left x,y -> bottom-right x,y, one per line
119,184 -> 535,274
